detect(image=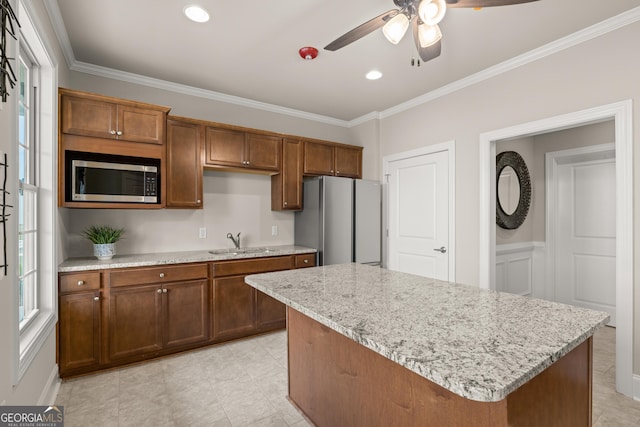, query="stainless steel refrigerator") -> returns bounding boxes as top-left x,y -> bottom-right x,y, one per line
294,176 -> 381,266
